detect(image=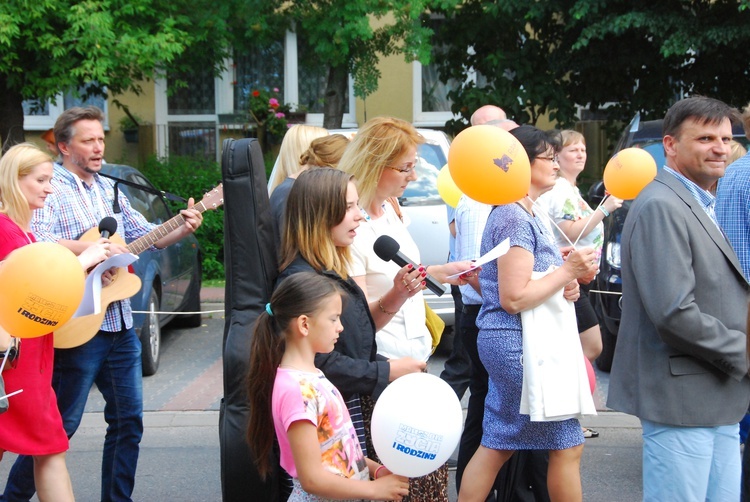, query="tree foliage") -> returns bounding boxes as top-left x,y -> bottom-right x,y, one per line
240,0 -> 436,128
0,0 -> 239,150
433,0 -> 750,139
